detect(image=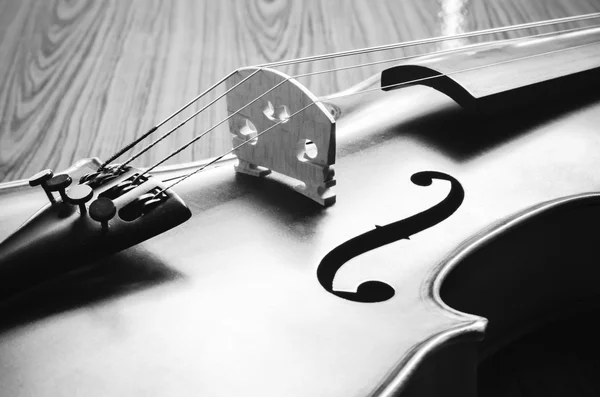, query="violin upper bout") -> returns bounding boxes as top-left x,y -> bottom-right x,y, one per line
225,67 -> 336,206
